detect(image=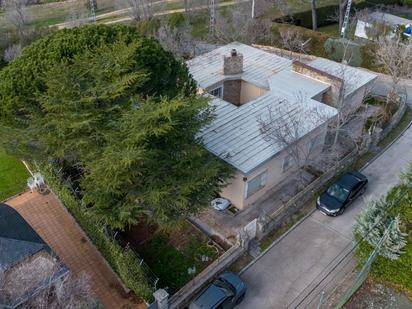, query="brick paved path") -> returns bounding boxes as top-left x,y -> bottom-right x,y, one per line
6,191 -> 147,309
